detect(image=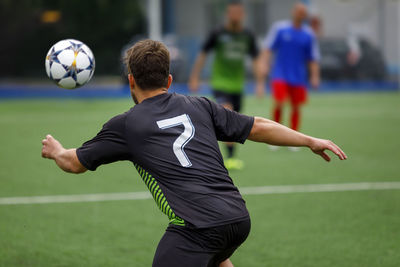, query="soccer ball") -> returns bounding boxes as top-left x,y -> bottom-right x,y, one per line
45,39 -> 95,89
